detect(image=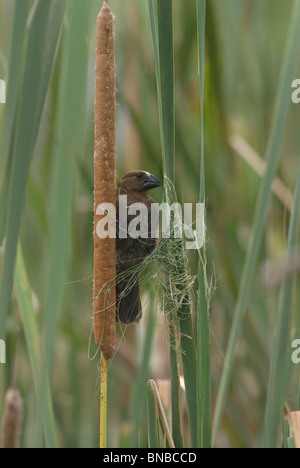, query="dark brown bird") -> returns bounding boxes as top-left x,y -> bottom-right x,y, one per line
116,170 -> 161,324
